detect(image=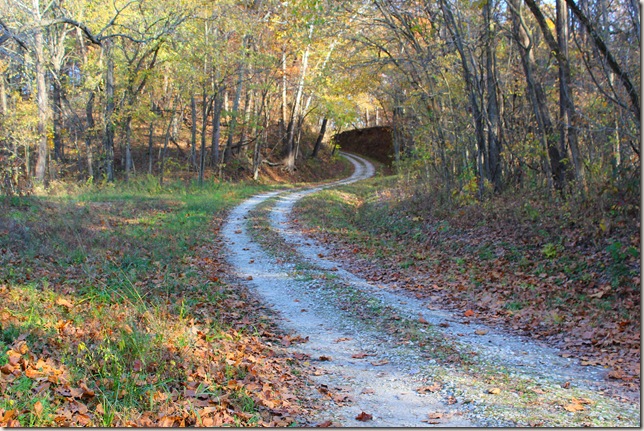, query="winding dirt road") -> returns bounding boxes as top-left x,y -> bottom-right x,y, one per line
221,153 -> 640,427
